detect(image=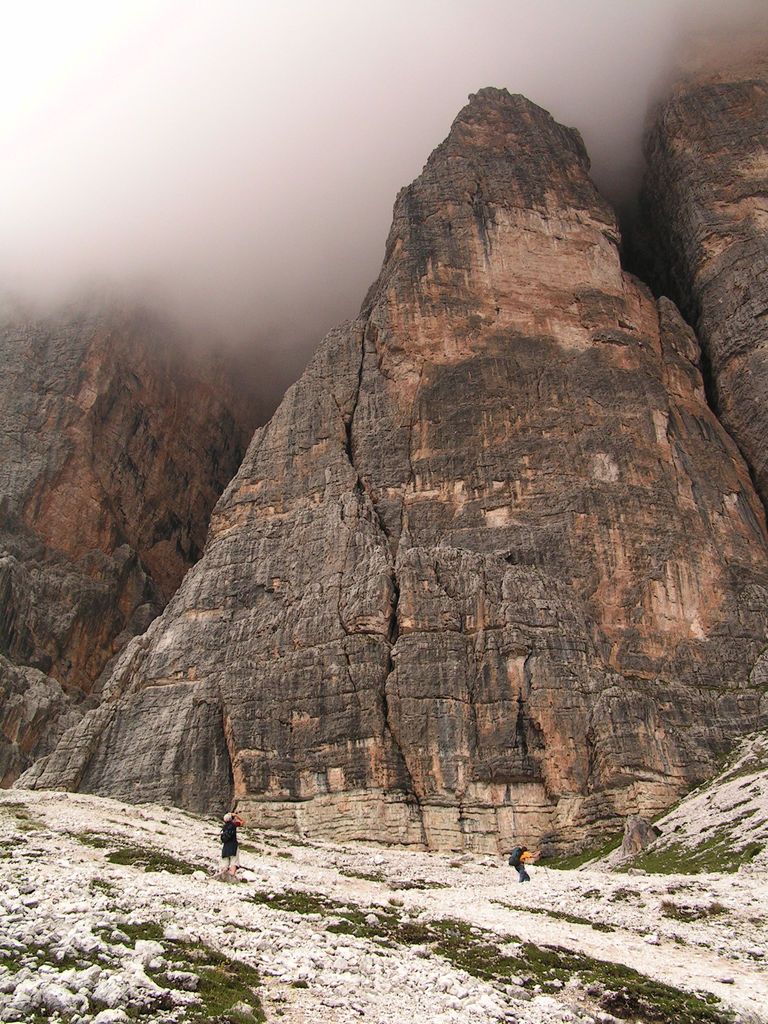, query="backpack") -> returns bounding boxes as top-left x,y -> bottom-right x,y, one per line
220,823 -> 236,844
508,846 -> 523,868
